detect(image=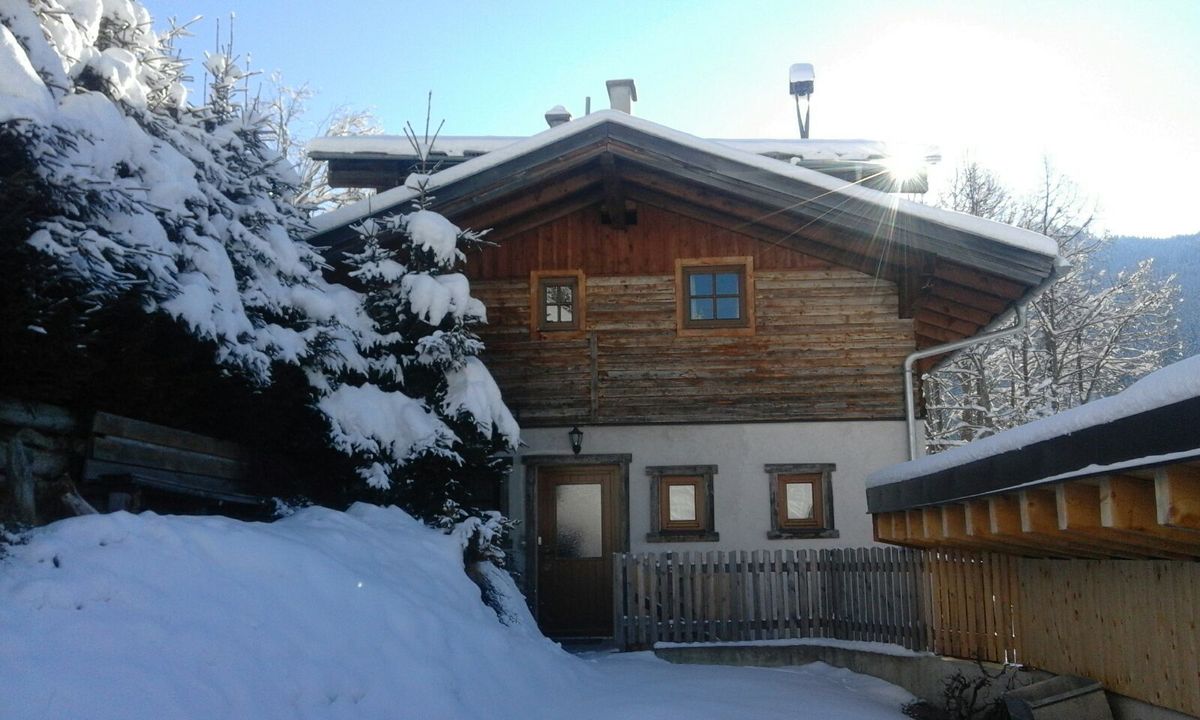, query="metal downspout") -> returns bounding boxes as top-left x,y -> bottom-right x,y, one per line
903,305 -> 1028,461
